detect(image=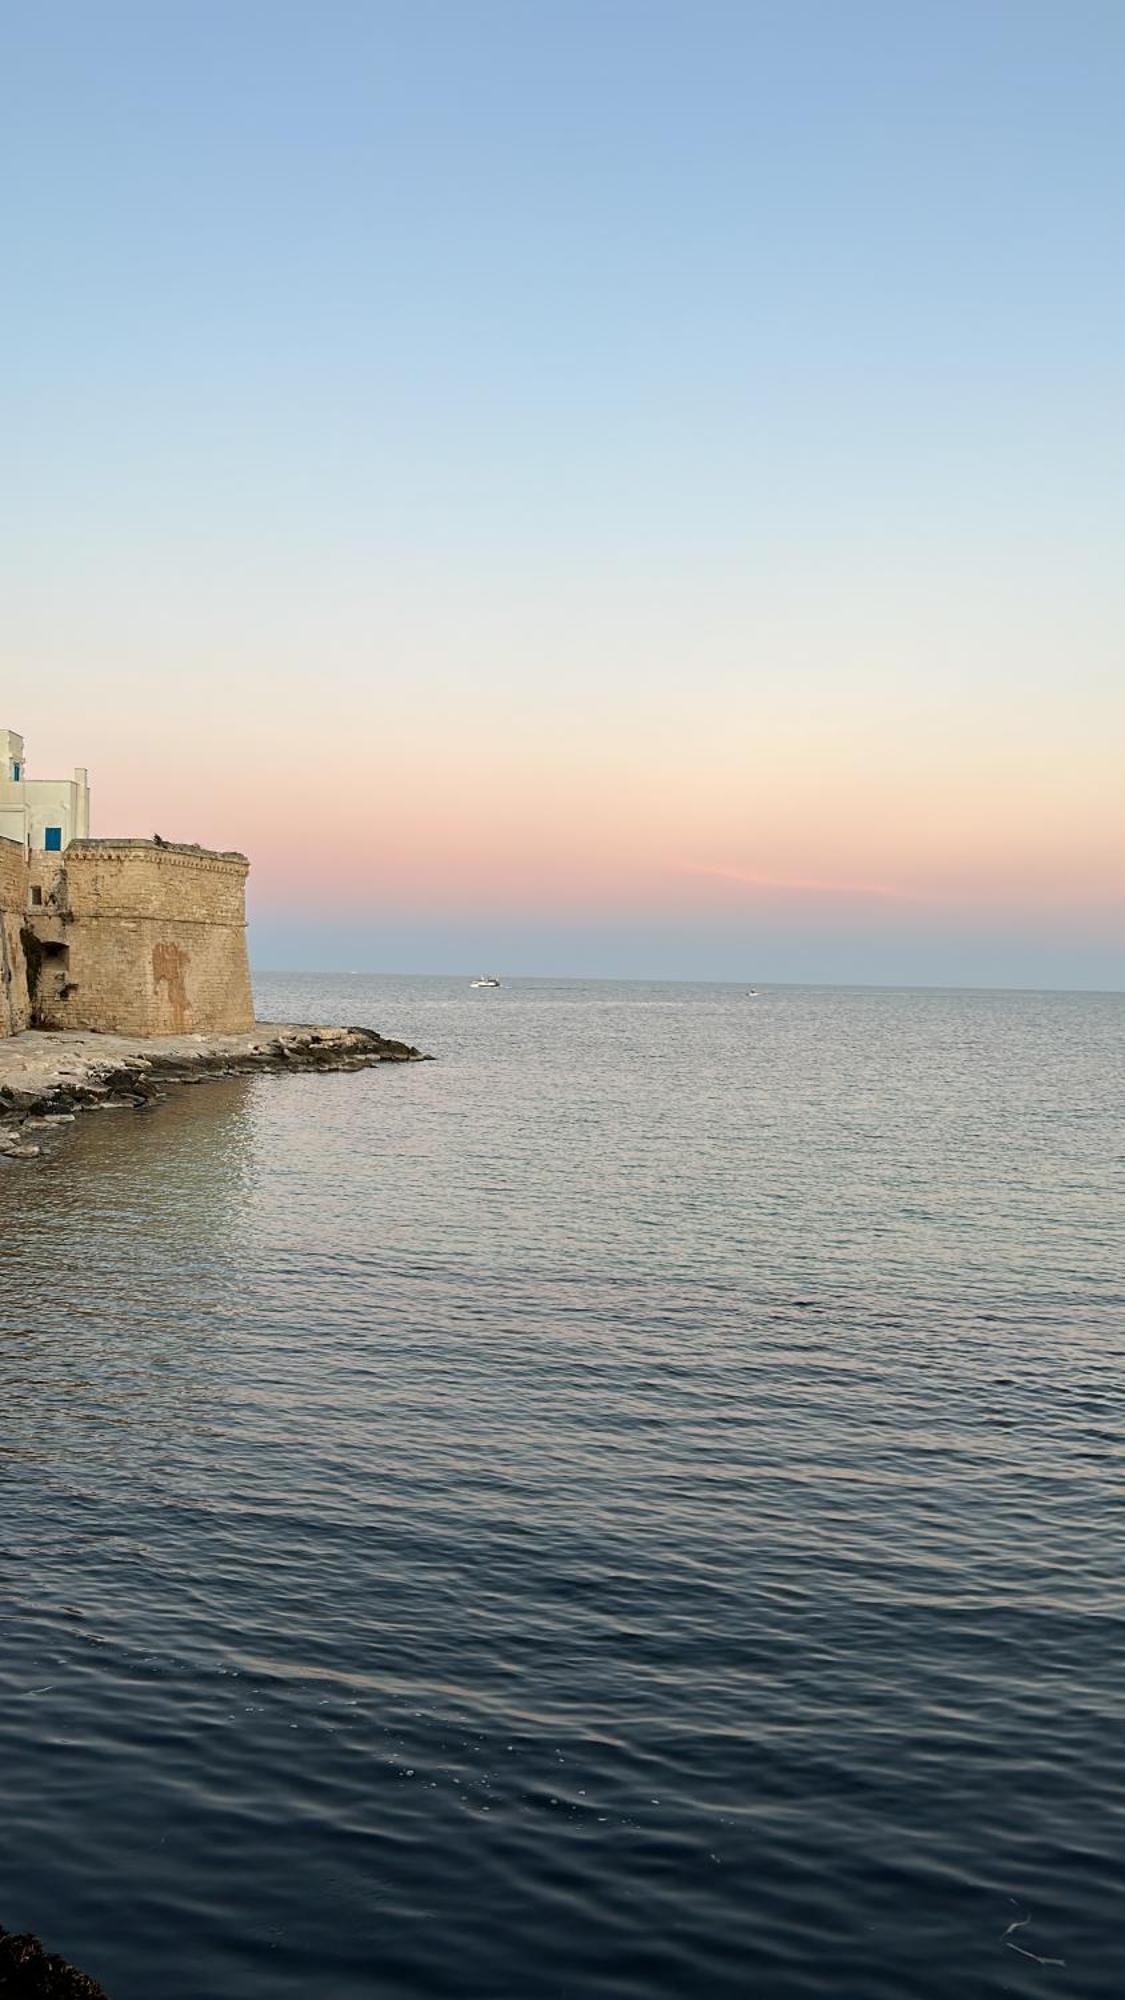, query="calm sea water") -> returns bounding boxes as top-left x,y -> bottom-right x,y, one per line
1,976 -> 1122,2000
